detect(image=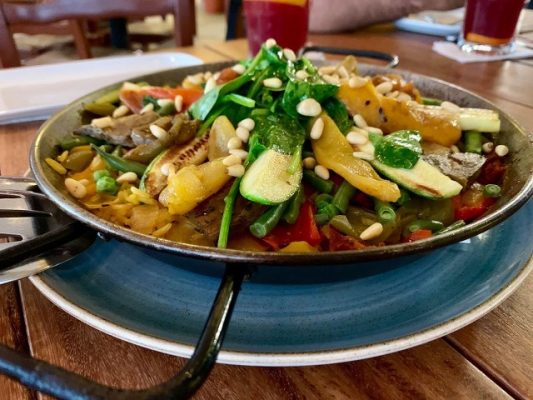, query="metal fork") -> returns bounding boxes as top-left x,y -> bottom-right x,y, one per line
0,176 -> 95,283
